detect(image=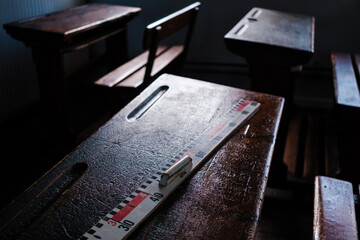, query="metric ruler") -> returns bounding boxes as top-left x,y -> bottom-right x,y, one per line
80,99 -> 260,240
